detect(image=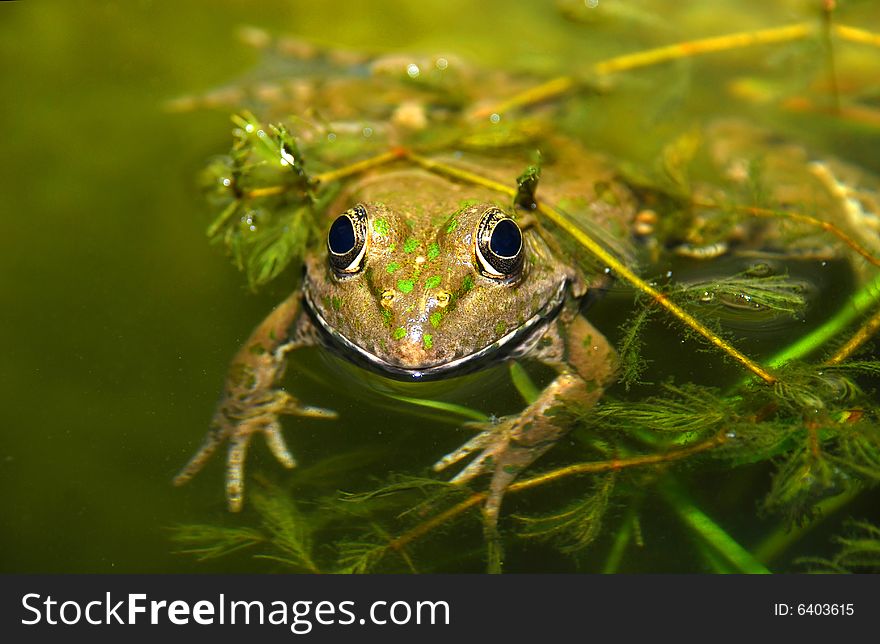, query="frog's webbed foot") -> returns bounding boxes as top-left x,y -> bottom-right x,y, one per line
174,389 -> 336,511
434,373 -> 586,527
174,293 -> 336,511
433,316 -> 617,532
